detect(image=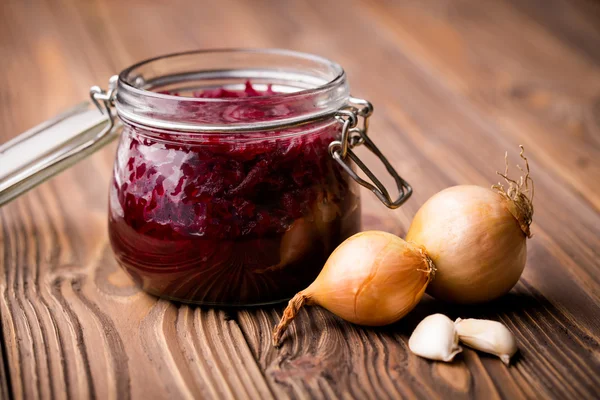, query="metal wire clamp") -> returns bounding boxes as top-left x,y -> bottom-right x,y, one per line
329,97 -> 412,209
